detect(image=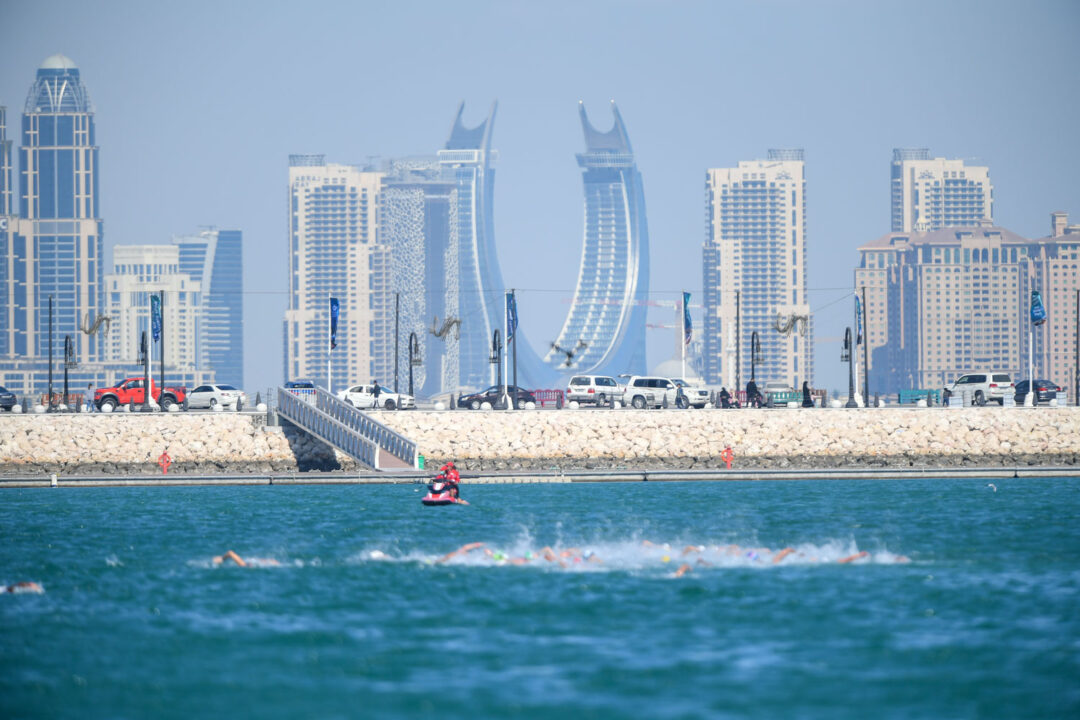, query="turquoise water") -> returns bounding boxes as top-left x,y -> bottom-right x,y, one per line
2,478 -> 1078,719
